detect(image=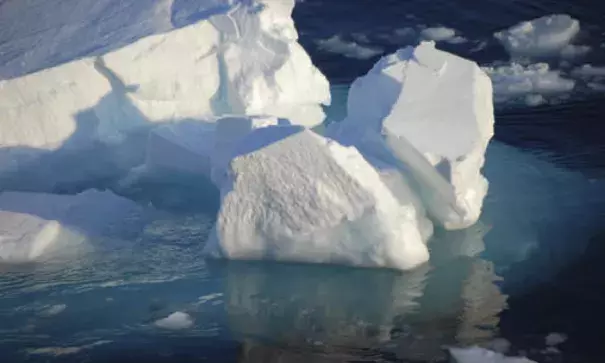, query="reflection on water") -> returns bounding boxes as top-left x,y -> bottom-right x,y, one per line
0,140 -> 604,362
